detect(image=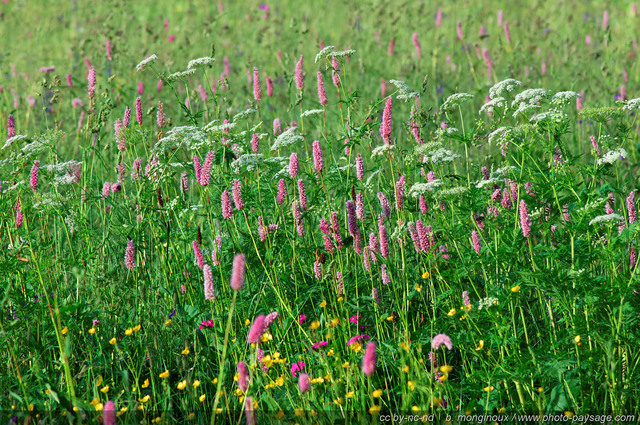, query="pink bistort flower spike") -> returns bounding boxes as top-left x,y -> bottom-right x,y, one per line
346,200 -> 358,236
273,118 -> 281,136
193,241 -> 205,269
15,200 -> 23,228
388,38 -> 395,56
356,154 -> 364,180
312,140 -> 324,174
203,264 -> 215,300
419,196 -> 428,215
519,200 -> 531,238
412,33 -> 421,59
30,160 -> 40,193
232,179 -> 244,211
247,314 -> 266,344
237,361 -> 249,391
137,81 -> 143,96
258,216 -> 266,242
317,72 -> 327,106
114,119 -> 125,151
135,97 -> 142,125
66,73 -> 73,87
123,106 -> 131,127
230,253 -> 246,291
504,22 -> 511,43
157,101 -> 166,128
377,192 -> 391,220
332,56 -> 340,87
602,10 -> 609,30
87,69 -> 96,100
378,222 -> 389,258
627,191 -> 637,225
289,152 -> 299,179
251,133 -> 259,153
253,67 -> 261,102
125,240 -> 136,270
471,230 -> 481,254
245,397 -> 255,425
431,333 -> 453,350
298,179 -> 307,211
200,151 -> 215,186
276,179 -> 287,205
295,55 -> 304,91
7,114 -> 16,139
362,342 -> 377,376
456,21 -> 464,40
266,75 -> 273,97
356,192 -> 365,220
221,190 -> 233,219
435,7 -> 443,27
395,175 -> 406,210
380,97 -> 393,144
264,311 -> 279,328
